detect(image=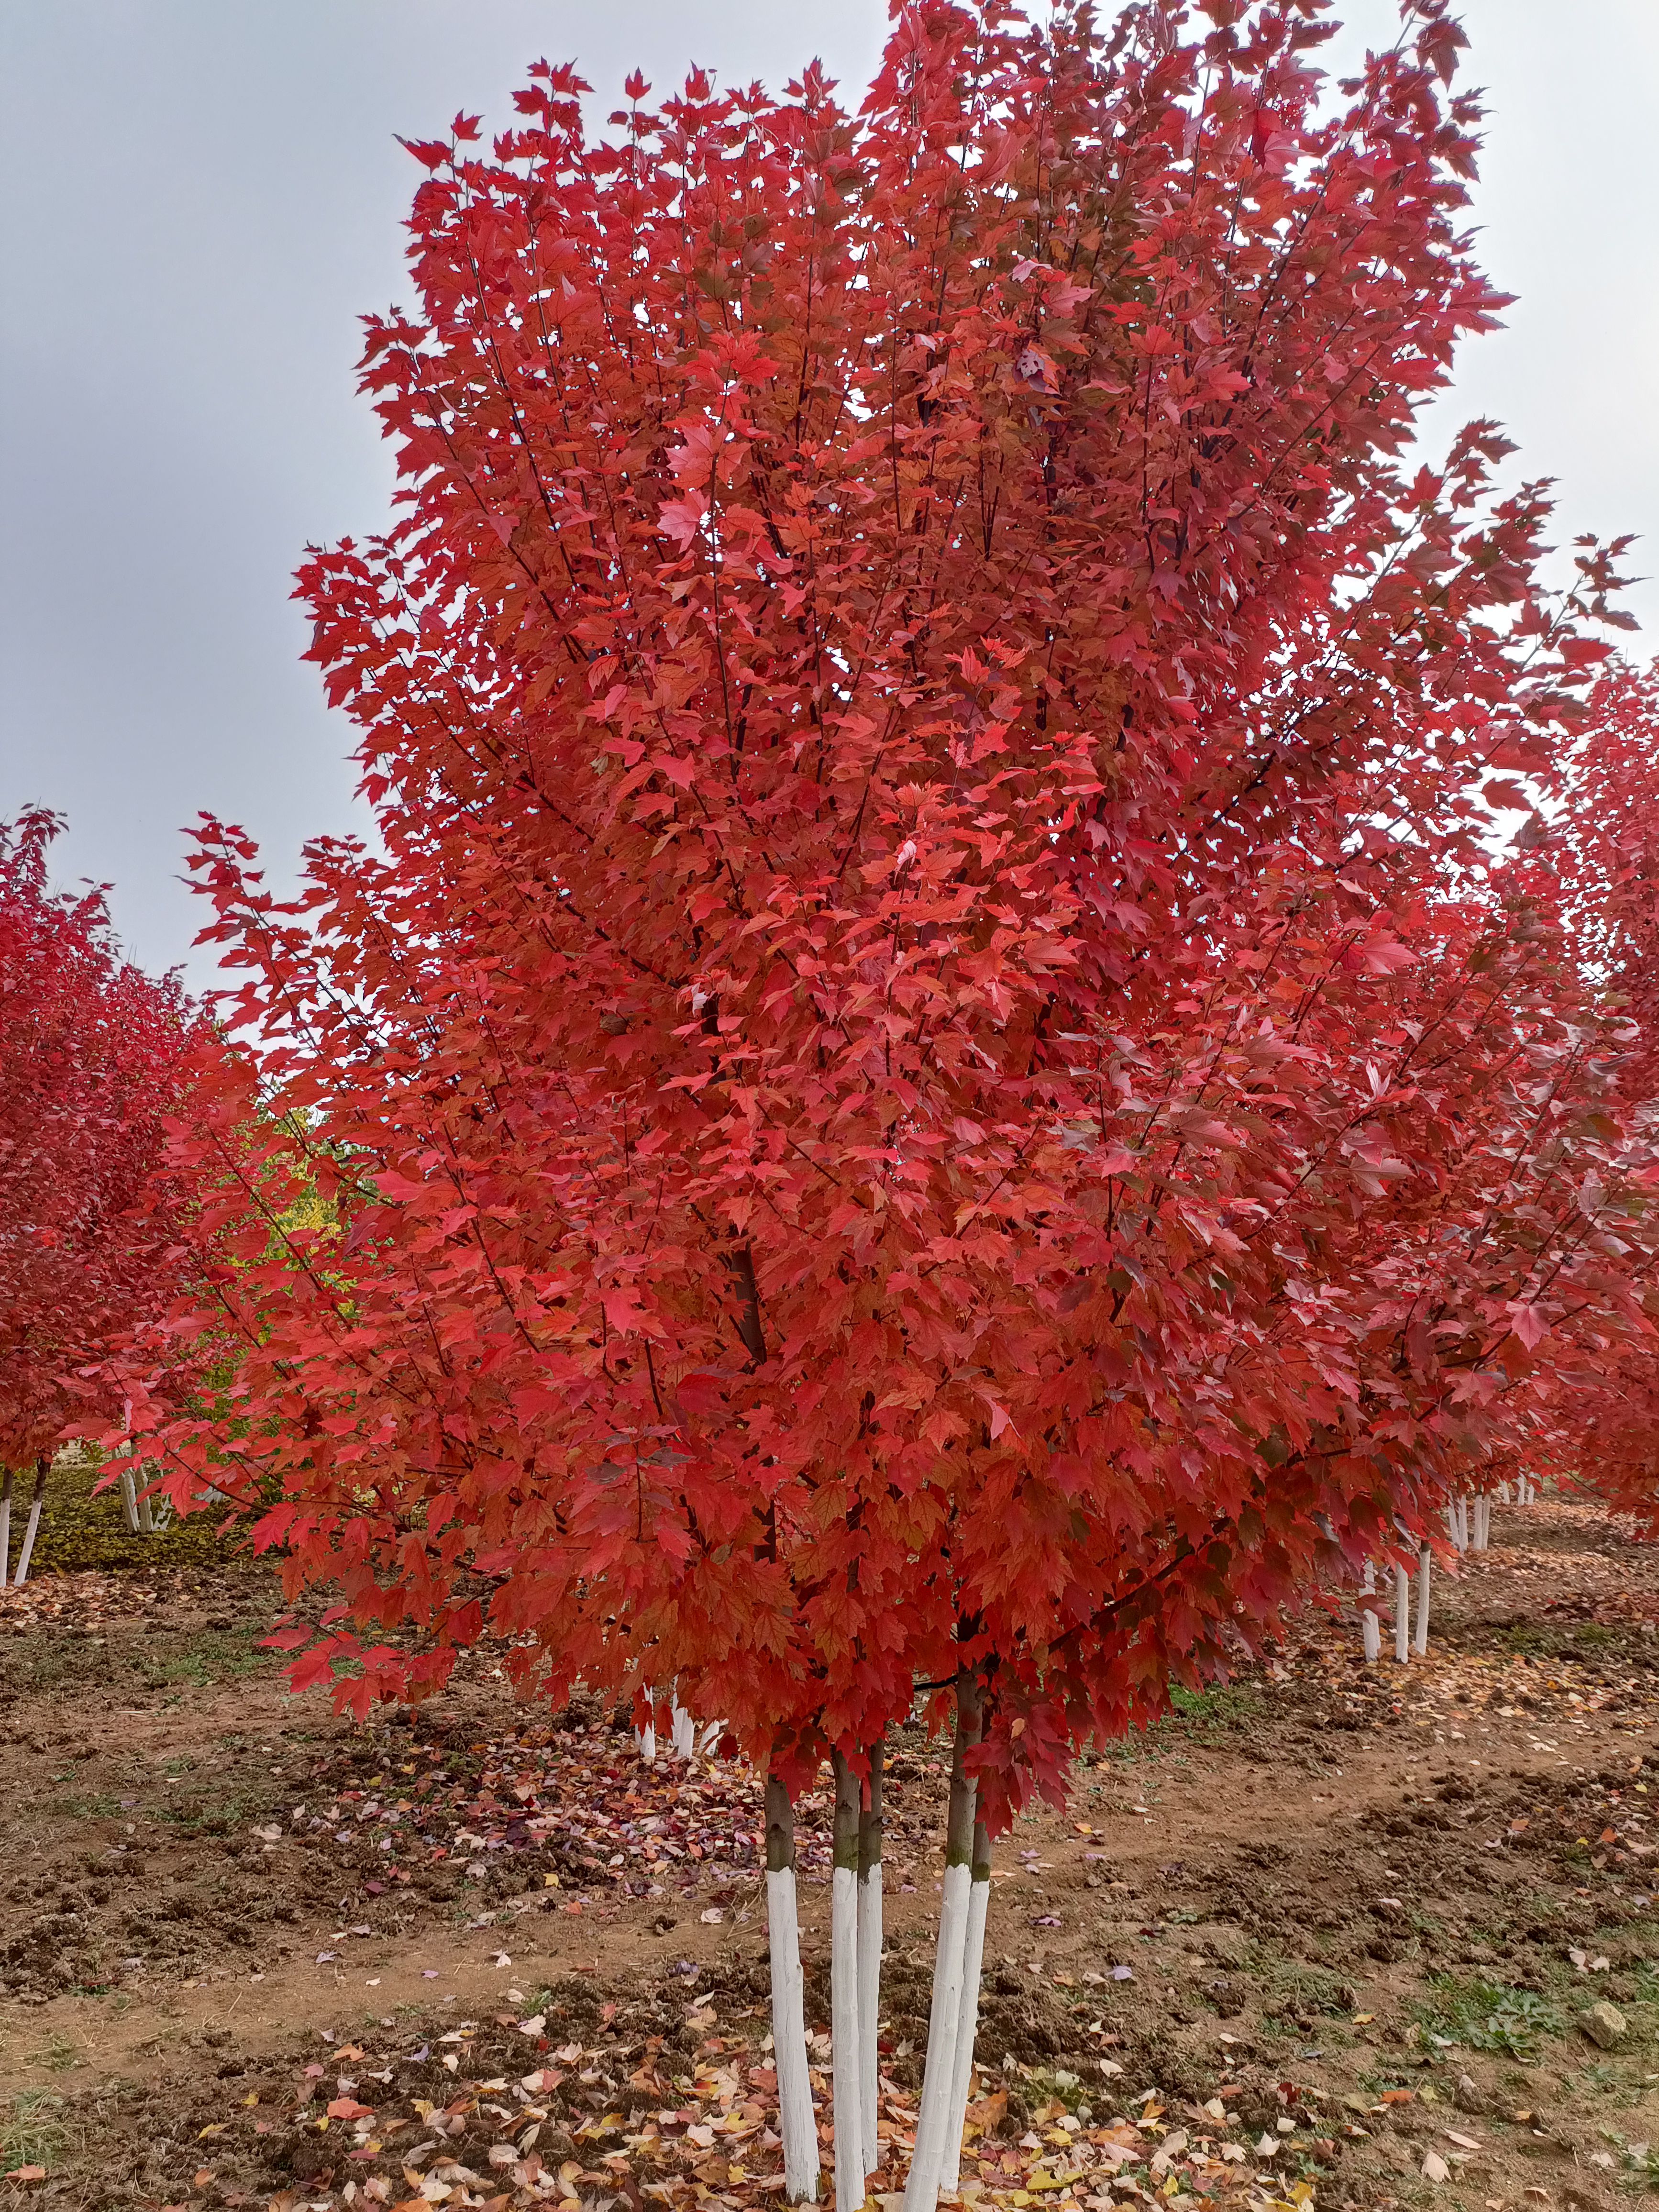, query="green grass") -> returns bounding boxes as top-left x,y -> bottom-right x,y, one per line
1250,1948 -> 1356,2021
0,2090 -> 71,2170
136,1625 -> 267,1691
1500,1620 -> 1618,1659
0,1616 -> 272,1700
43,1792 -> 121,1820
1413,1975 -> 1565,2058
150,1785 -> 267,1835
1166,1683 -> 1263,1730
1089,1683 -> 1264,1765
24,2034 -> 79,2075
